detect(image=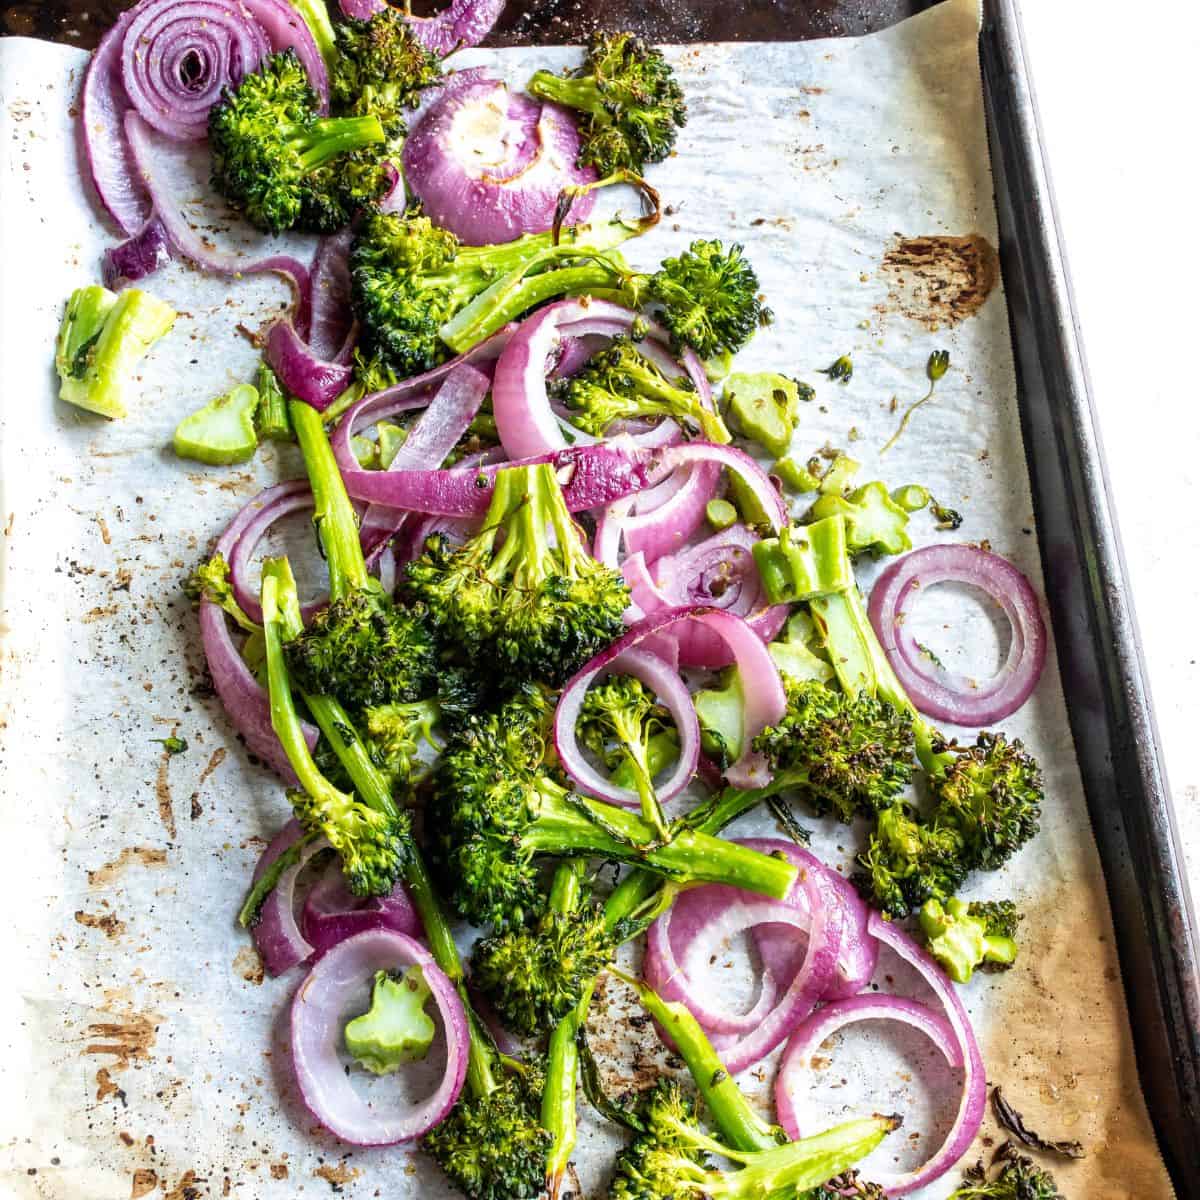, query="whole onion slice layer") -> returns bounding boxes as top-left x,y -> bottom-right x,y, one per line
403,74 -> 596,245
291,928 -> 468,1145
554,646 -> 700,809
867,543 -> 1047,725
403,0 -> 507,55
